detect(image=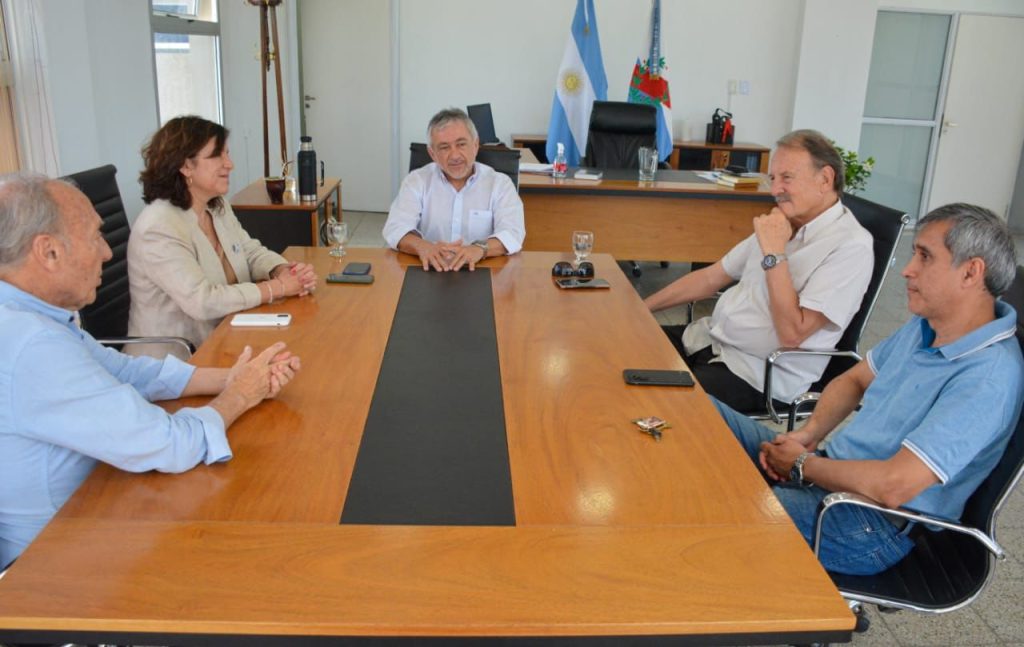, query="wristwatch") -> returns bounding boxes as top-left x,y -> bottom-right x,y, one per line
761,253 -> 788,271
471,239 -> 489,259
790,451 -> 813,486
